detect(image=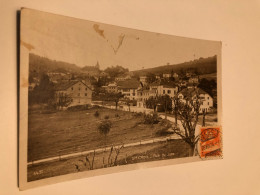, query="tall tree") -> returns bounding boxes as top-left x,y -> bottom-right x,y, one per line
56,93 -> 73,109
145,96 -> 159,112
158,95 -> 172,118
146,95 -> 172,116
172,95 -> 179,127
173,93 -> 202,156
29,73 -> 55,104
102,92 -> 124,110
202,108 -> 207,127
